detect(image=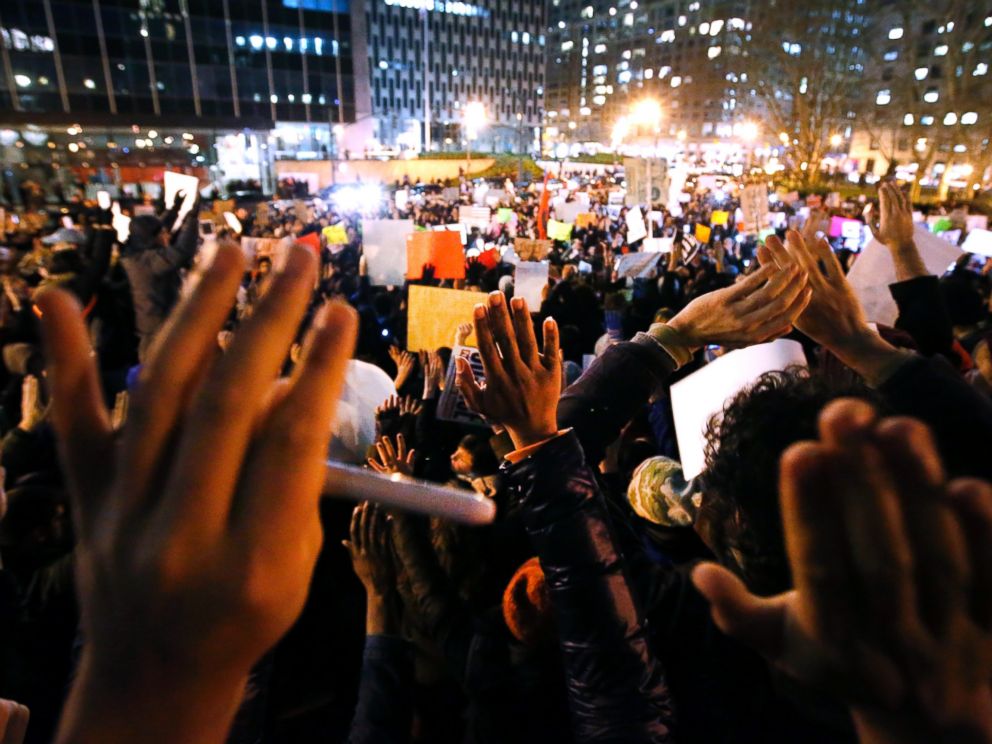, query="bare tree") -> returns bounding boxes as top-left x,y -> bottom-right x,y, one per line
734,0 -> 869,189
